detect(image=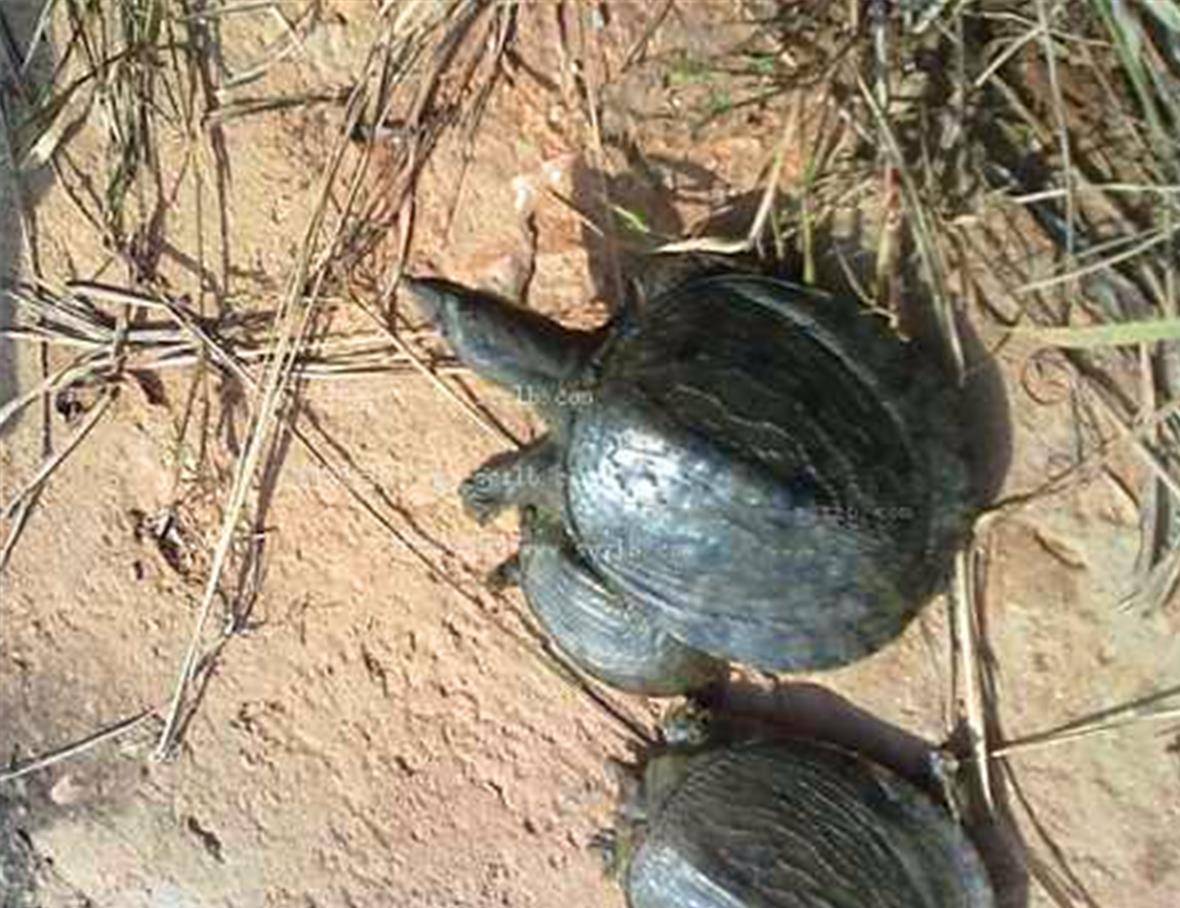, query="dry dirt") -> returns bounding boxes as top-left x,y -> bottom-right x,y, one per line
2,4 -> 1179,908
